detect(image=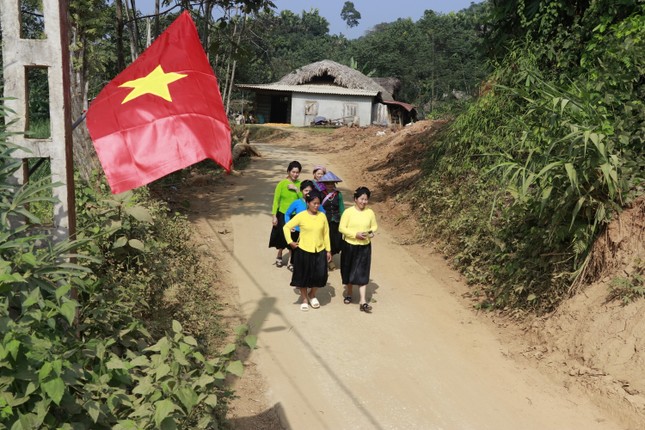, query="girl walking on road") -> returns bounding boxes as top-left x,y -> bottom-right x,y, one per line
319,171 -> 345,269
339,187 -> 378,313
269,161 -> 302,268
284,180 -> 326,271
283,190 -> 332,311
